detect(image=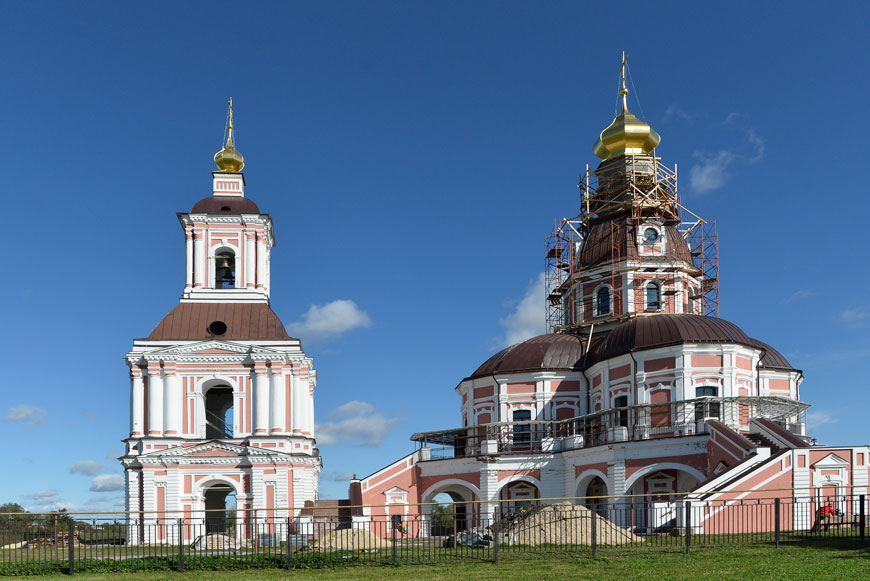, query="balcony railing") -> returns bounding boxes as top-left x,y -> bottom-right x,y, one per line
411,396 -> 809,460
